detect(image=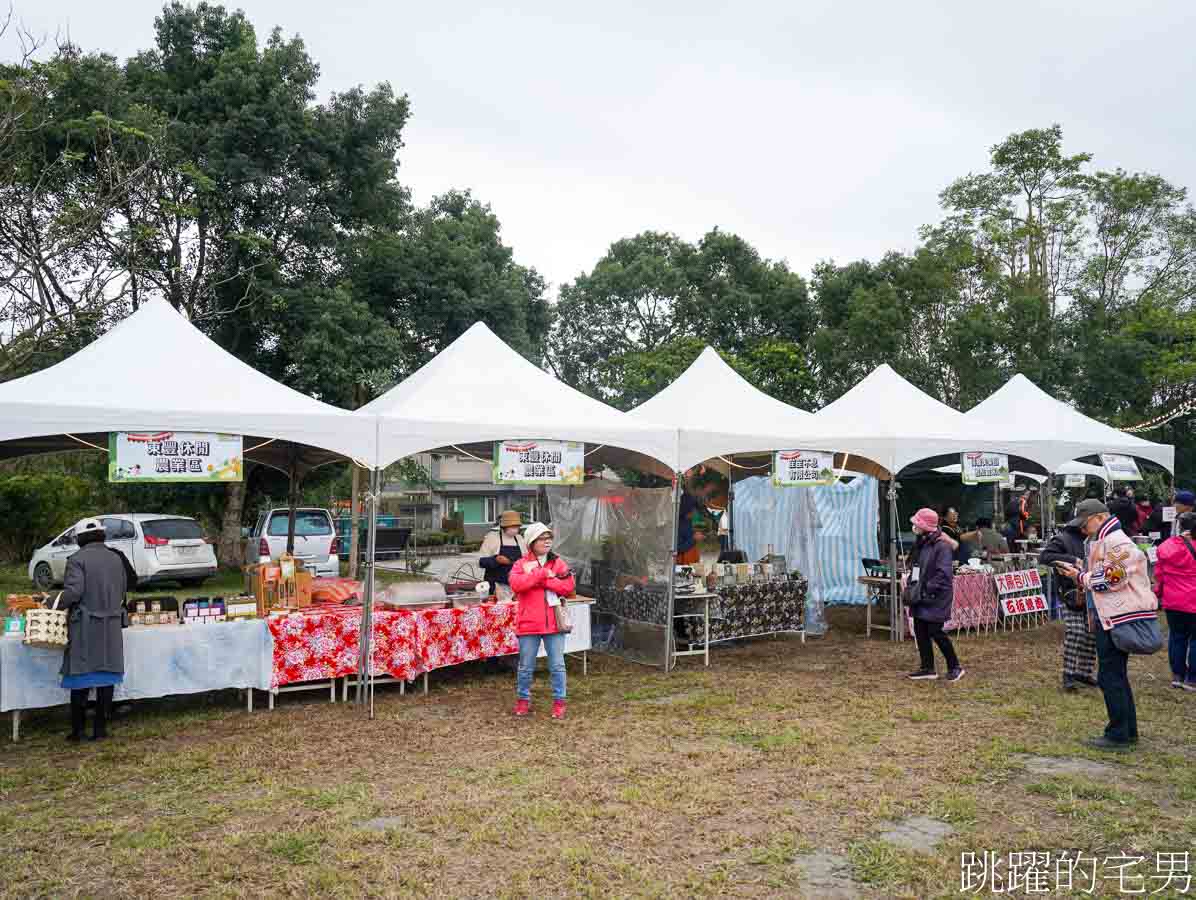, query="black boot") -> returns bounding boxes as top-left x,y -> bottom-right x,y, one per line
67,689 -> 87,742
92,686 -> 113,741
